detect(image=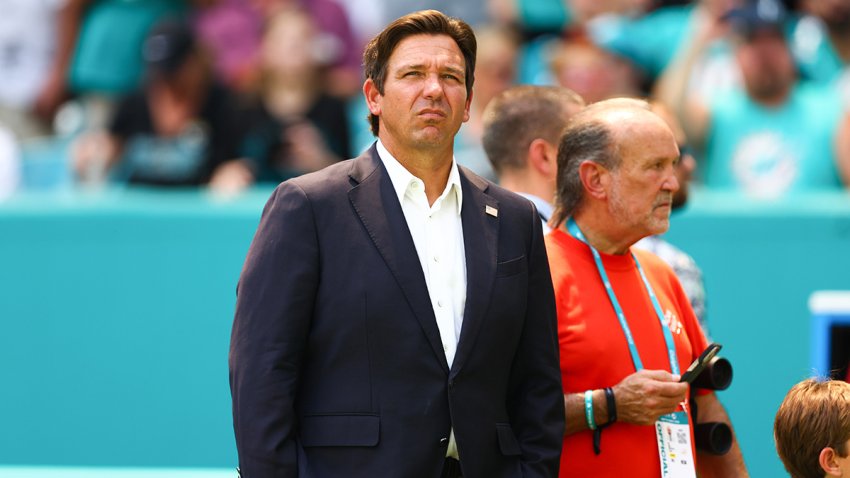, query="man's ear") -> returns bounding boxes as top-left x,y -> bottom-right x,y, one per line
578,160 -> 608,200
463,88 -> 473,123
528,139 -> 557,179
819,447 -> 843,476
364,79 -> 382,116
